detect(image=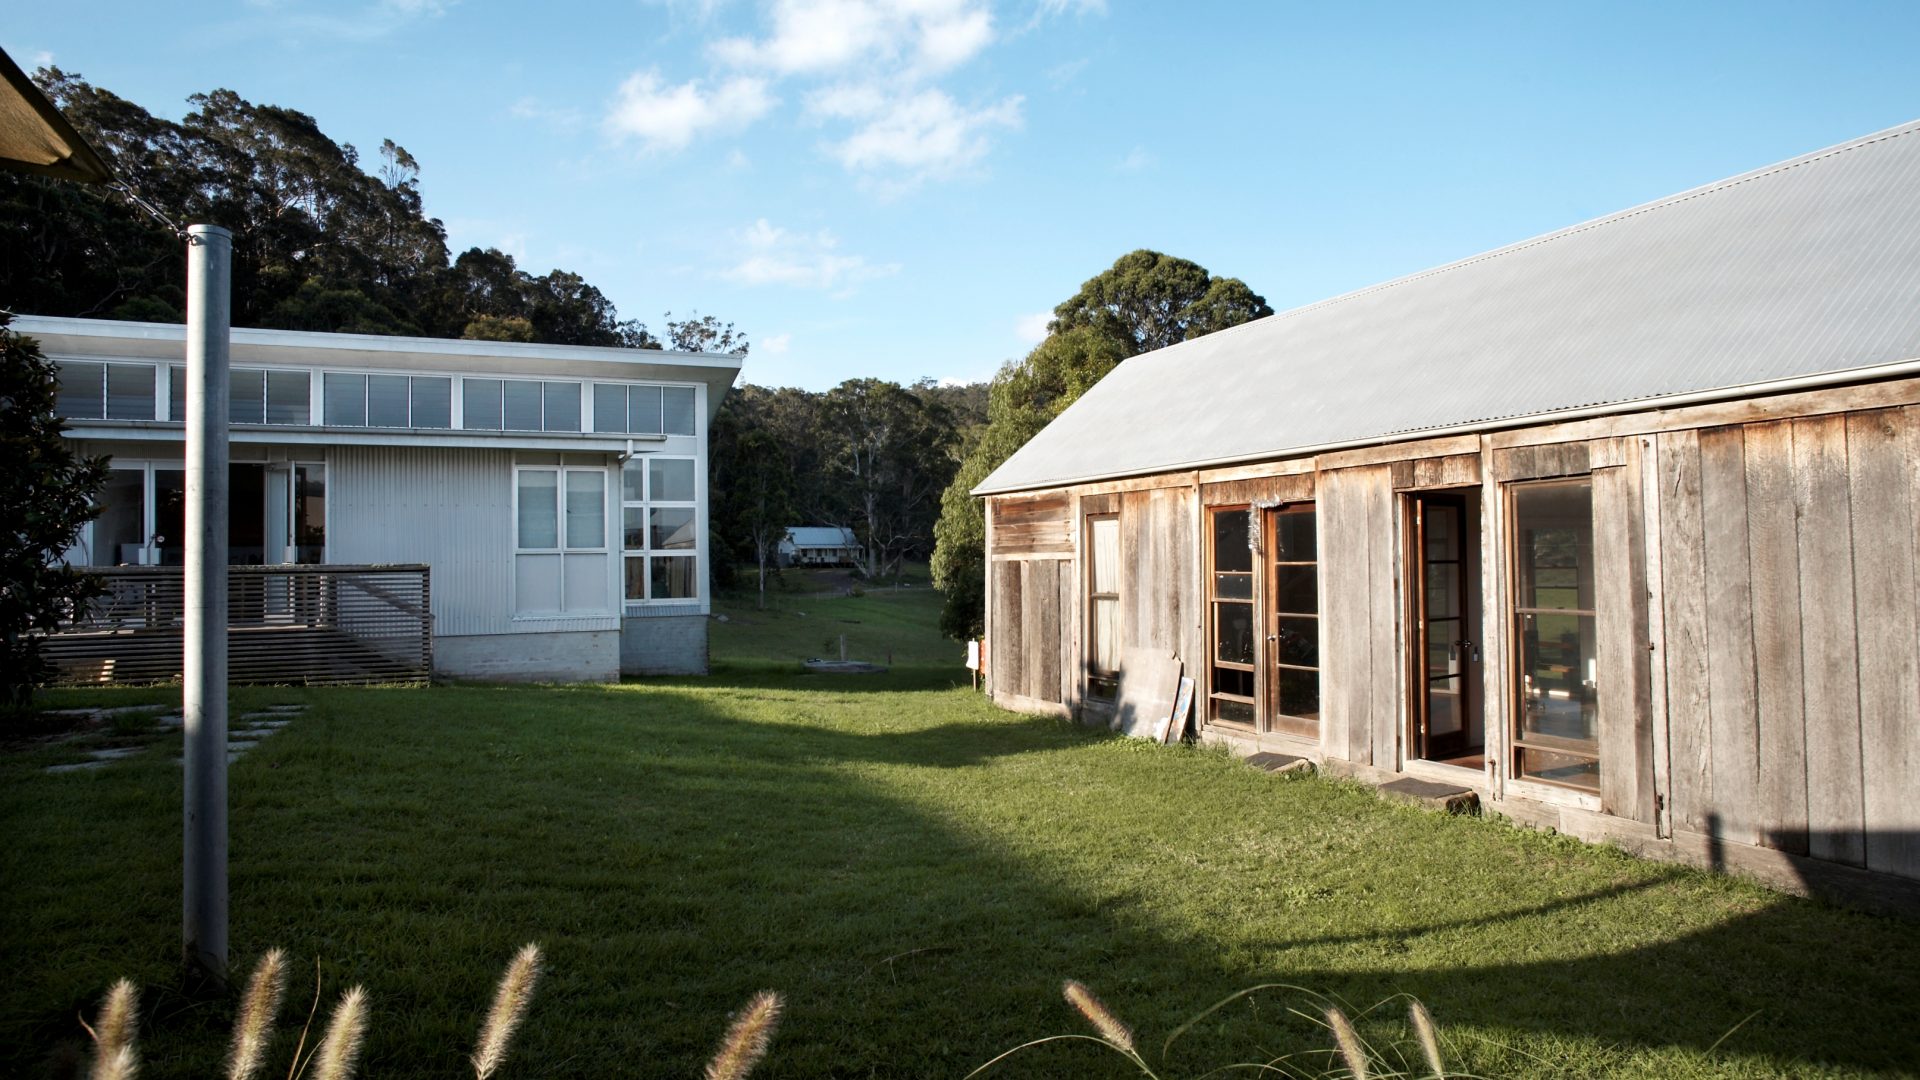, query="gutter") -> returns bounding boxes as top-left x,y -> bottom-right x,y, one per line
971,356 -> 1920,497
